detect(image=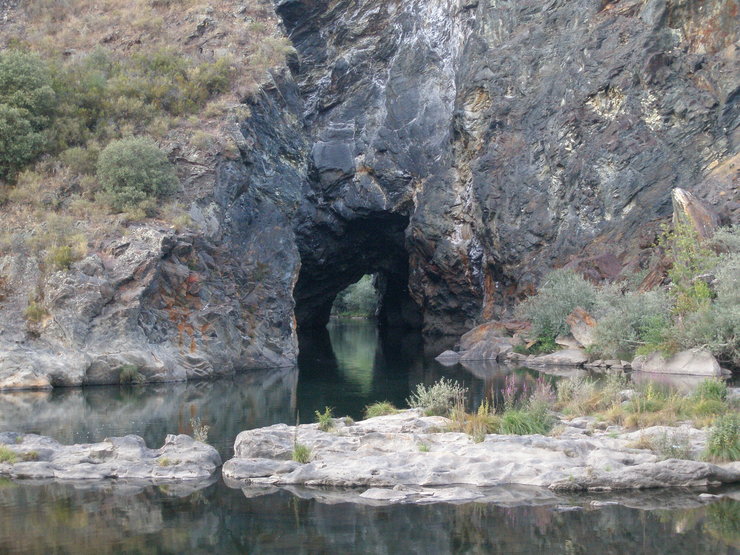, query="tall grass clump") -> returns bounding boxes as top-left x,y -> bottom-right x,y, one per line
407,378 -> 467,417
314,406 -> 334,432
364,401 -> 398,419
704,413 -> 740,462
0,446 -> 18,464
292,443 -> 311,464
515,268 -> 599,343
